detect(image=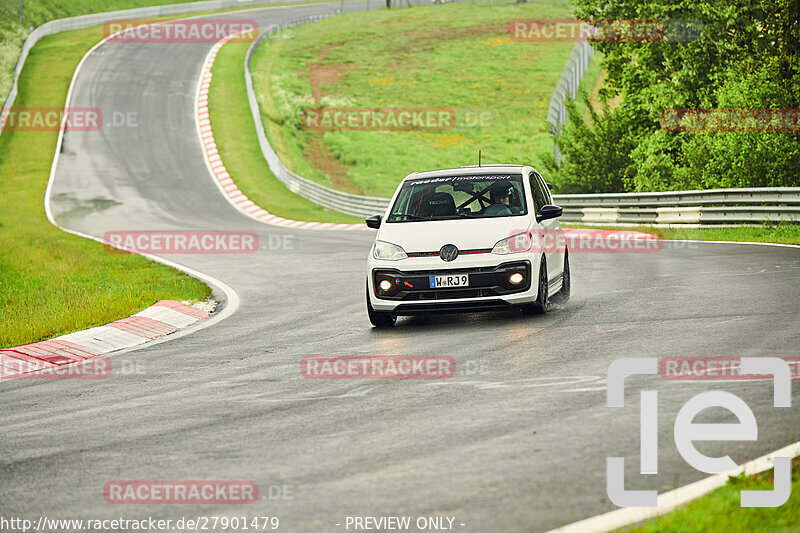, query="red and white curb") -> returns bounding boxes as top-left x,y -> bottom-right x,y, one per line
34,16 -> 243,382
196,33 -> 365,232
0,300 -> 212,379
